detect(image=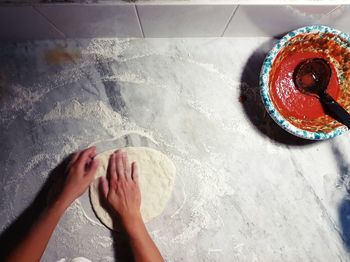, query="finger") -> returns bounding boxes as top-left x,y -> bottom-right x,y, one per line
86,147 -> 97,168
99,176 -> 109,199
131,162 -> 139,184
66,151 -> 81,170
88,148 -> 97,159
86,159 -> 99,179
108,153 -> 117,182
77,146 -> 96,170
115,151 -> 125,180
106,154 -> 112,180
70,151 -> 81,164
123,153 -> 132,181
